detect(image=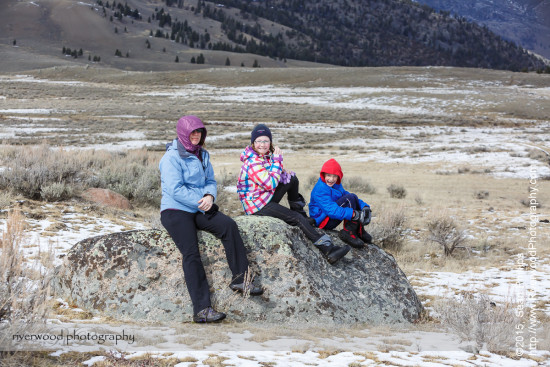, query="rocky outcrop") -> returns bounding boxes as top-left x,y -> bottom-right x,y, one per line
53,216 -> 423,324
80,188 -> 132,210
